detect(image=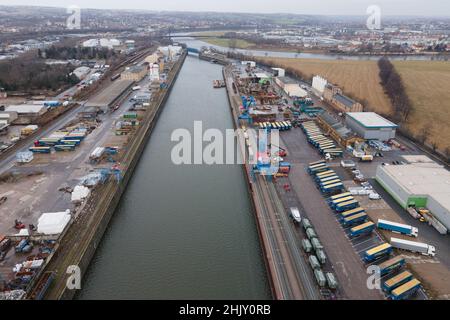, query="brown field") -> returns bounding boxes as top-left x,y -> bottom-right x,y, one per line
257,57 -> 393,115
259,57 -> 450,152
393,60 -> 450,151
